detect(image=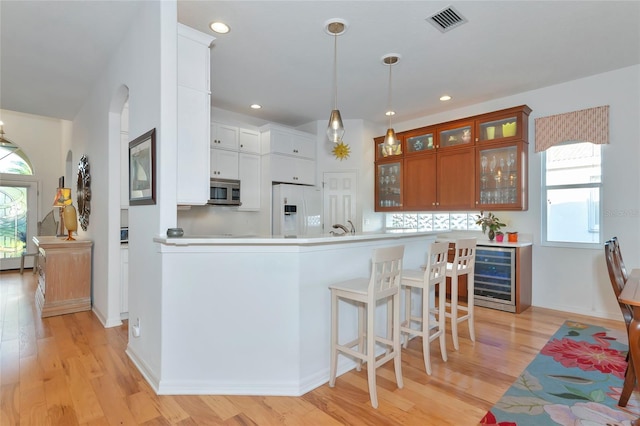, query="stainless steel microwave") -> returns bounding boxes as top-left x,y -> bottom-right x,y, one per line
208,178 -> 241,206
